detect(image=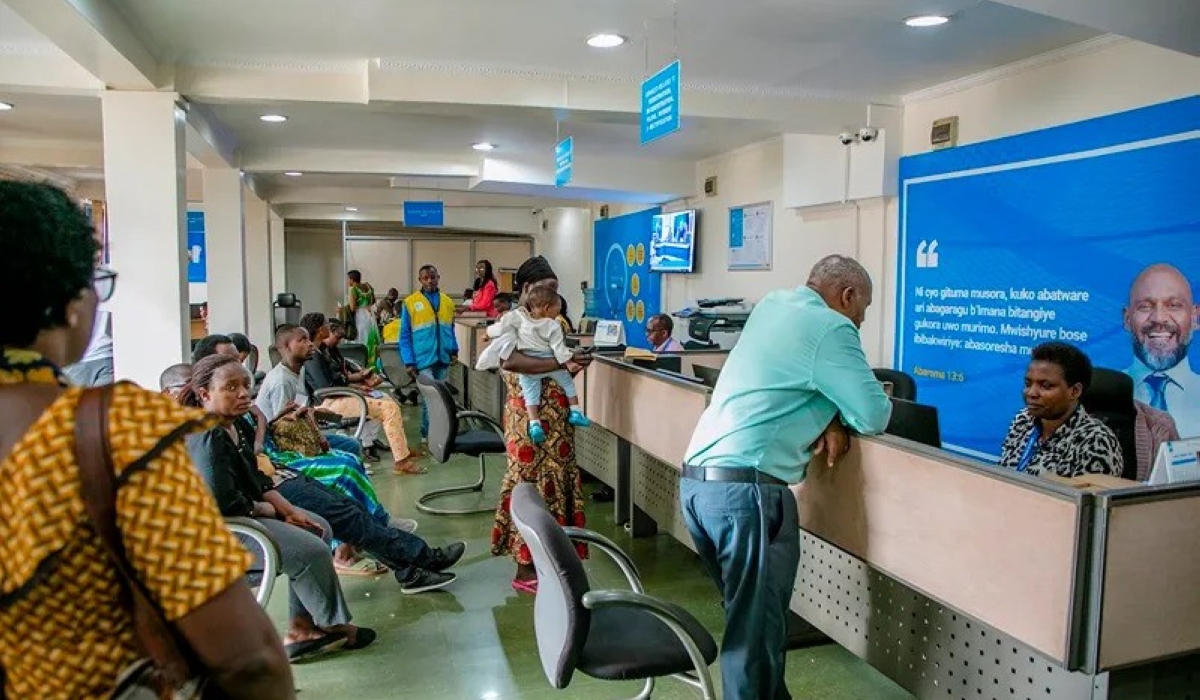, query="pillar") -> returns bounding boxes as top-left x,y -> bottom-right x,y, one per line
269,209 -> 287,297
101,91 -> 188,388
243,188 -> 273,365
202,168 -> 247,335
